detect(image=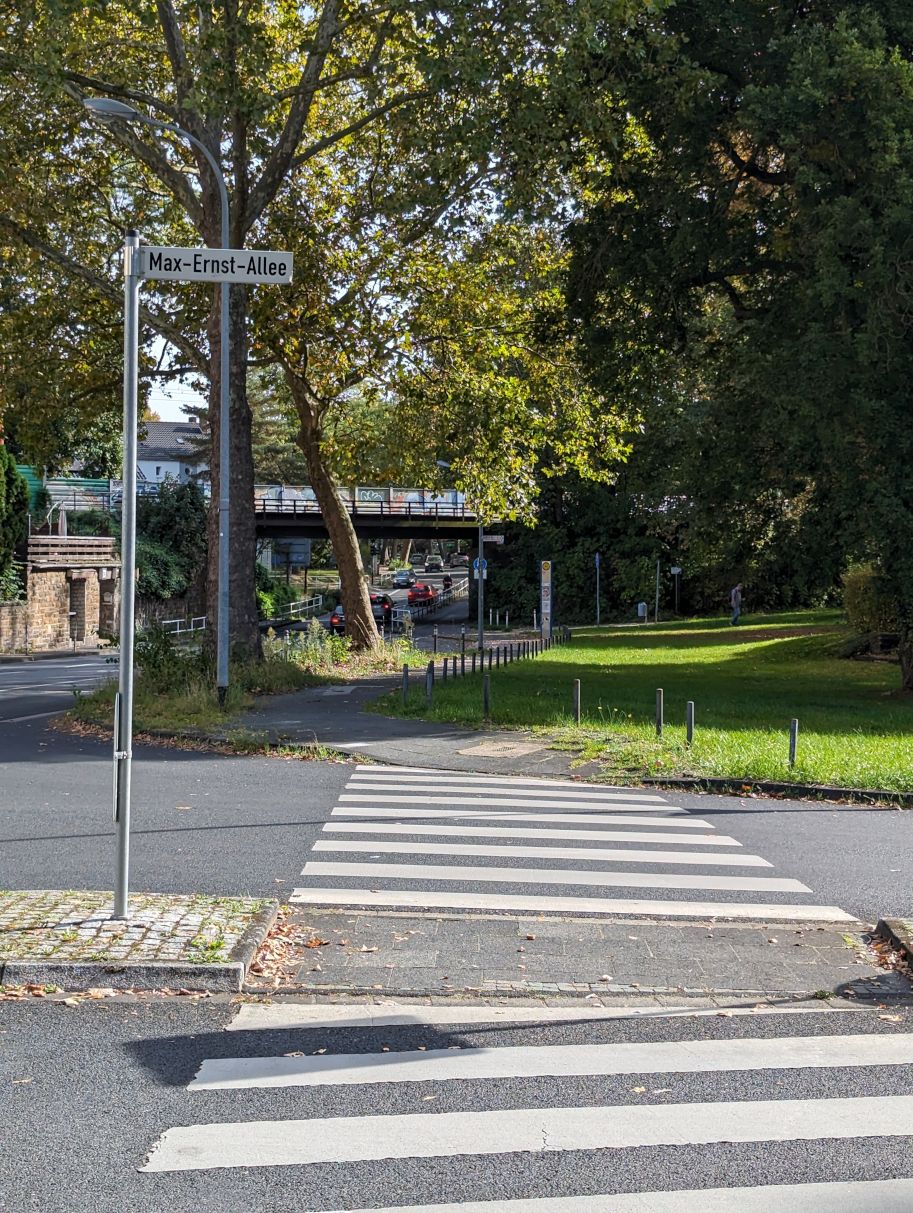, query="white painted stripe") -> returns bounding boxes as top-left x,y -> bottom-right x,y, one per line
332,807 -> 712,829
289,887 -> 854,921
141,1095 -> 913,1171
322,1180 -> 913,1213
191,1032 -> 913,1091
323,822 -> 742,847
312,839 -> 770,868
226,1003 -> 834,1032
302,860 -> 810,894
340,794 -> 684,813
348,779 -> 668,804
0,709 -> 62,723
354,765 -> 666,799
